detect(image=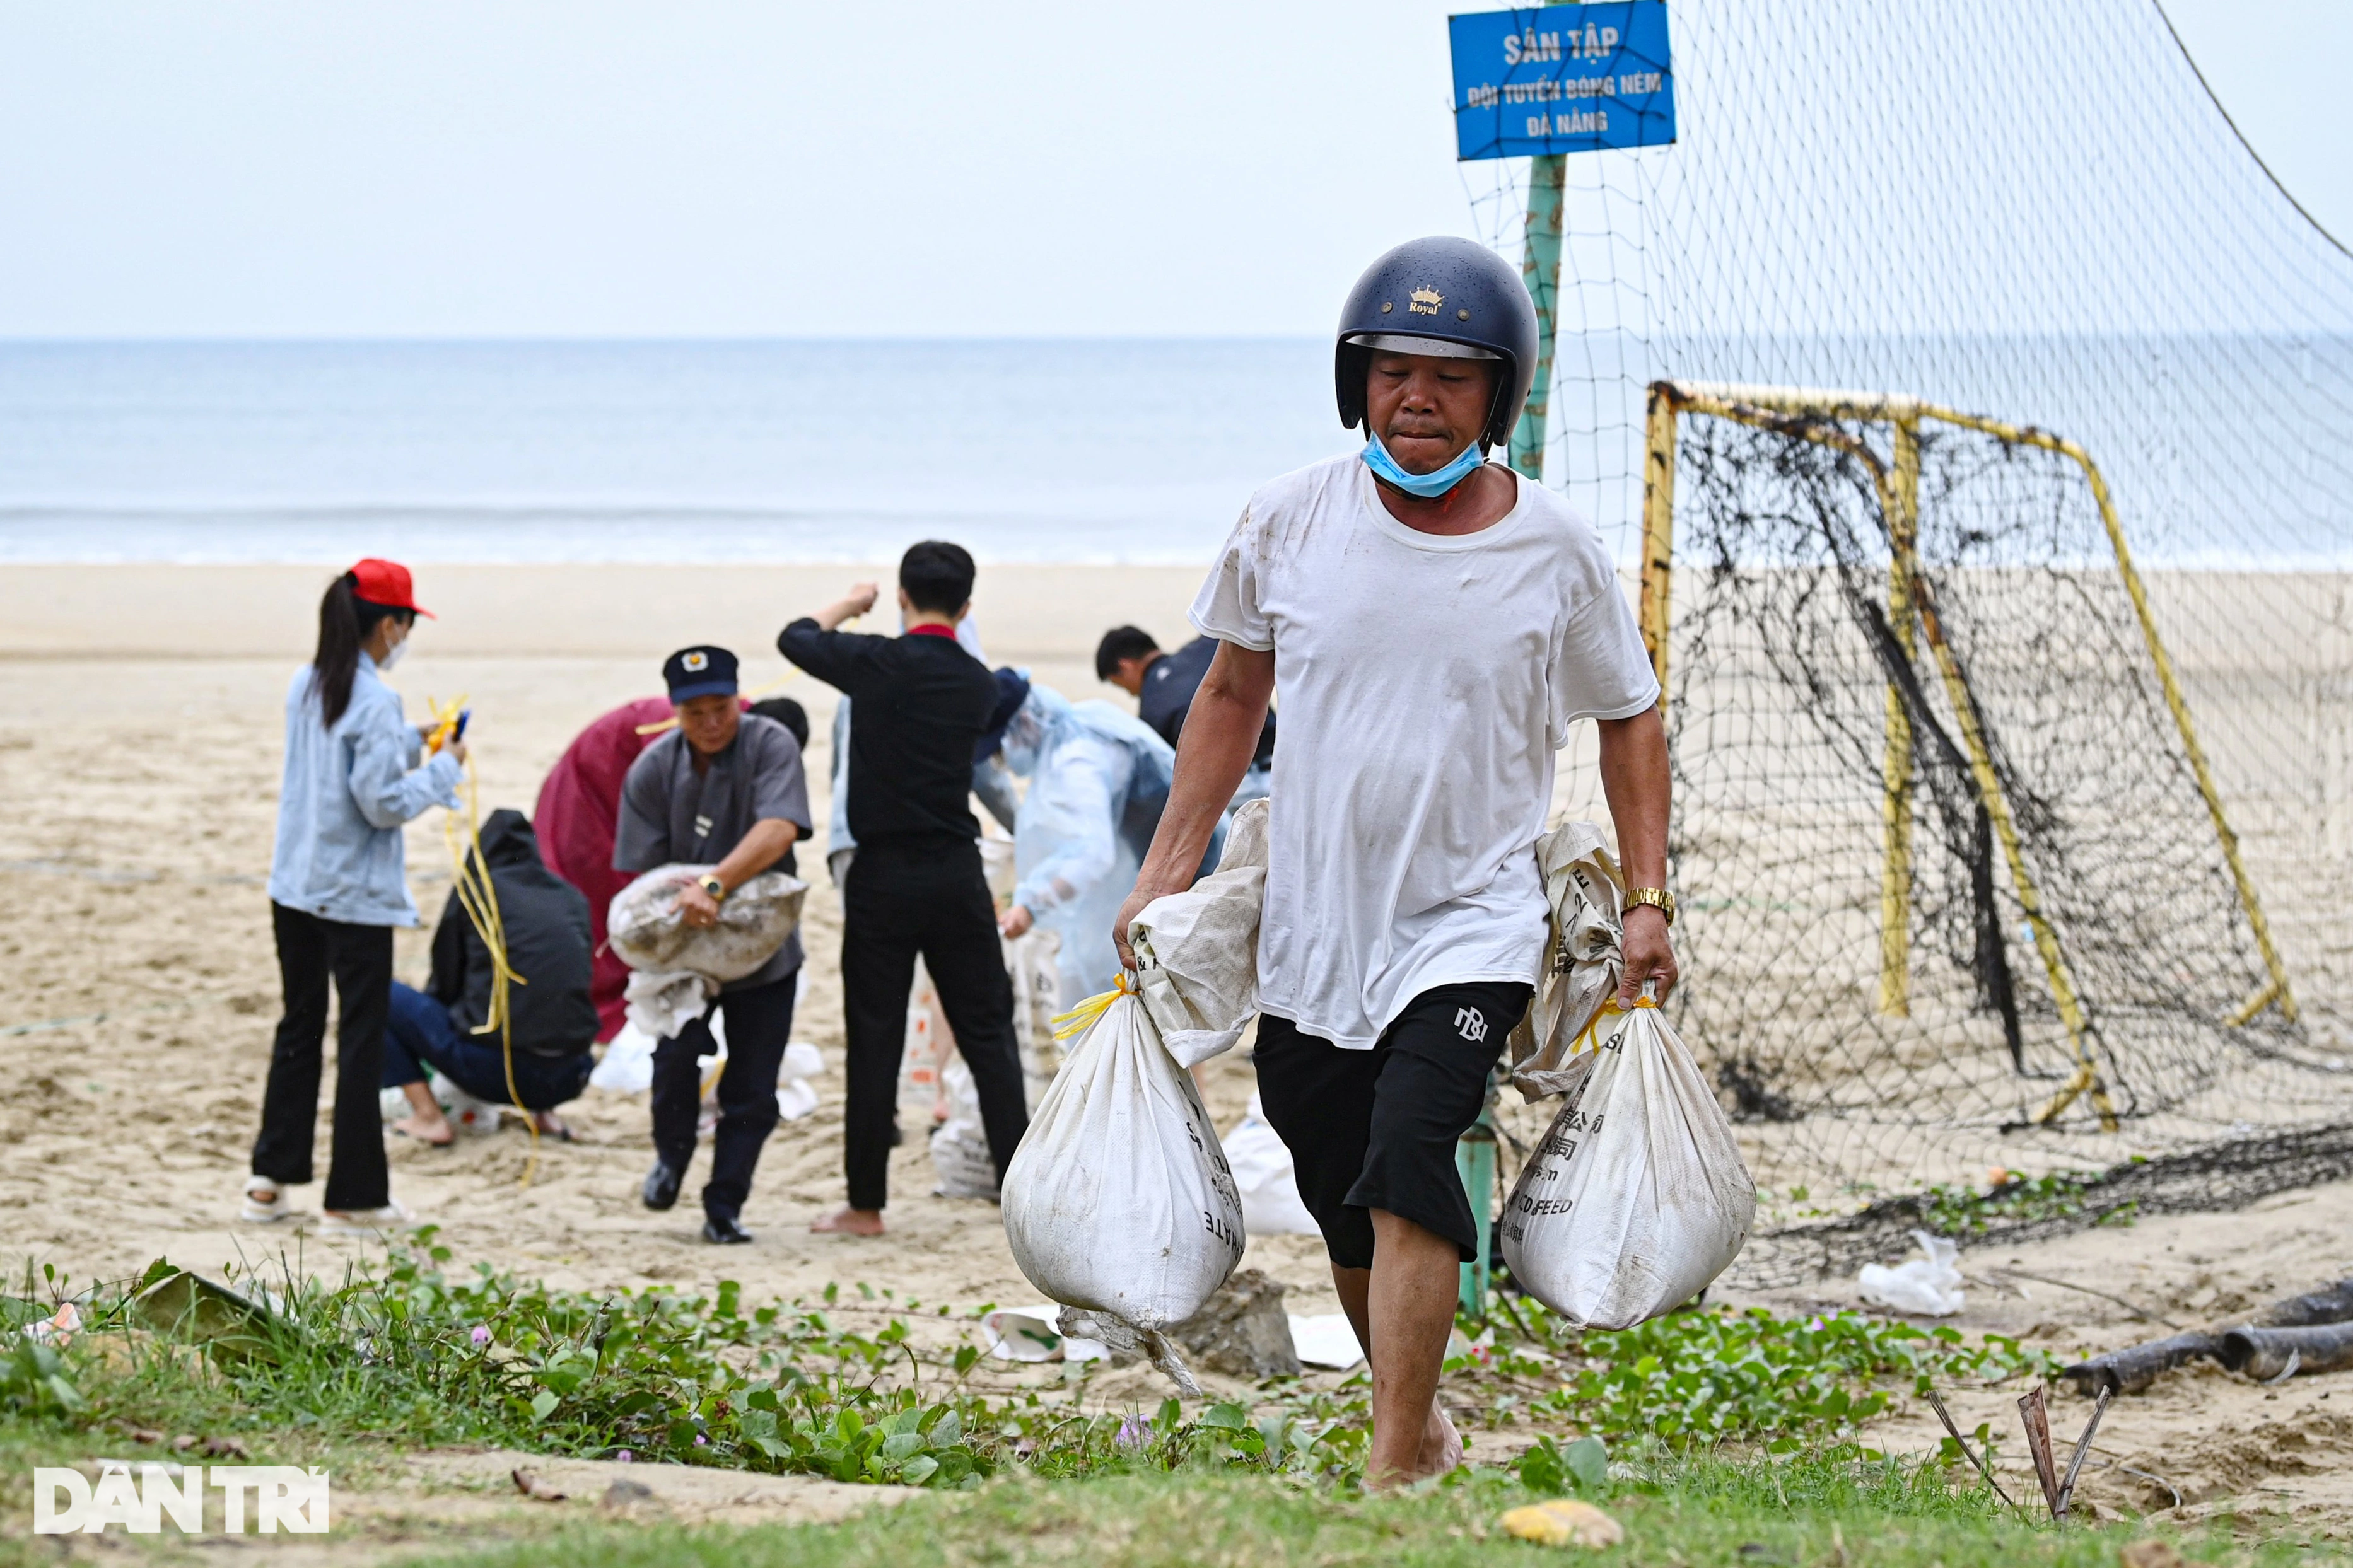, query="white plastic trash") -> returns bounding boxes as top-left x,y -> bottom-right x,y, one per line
1500,996 -> 1757,1329
1288,1313 -> 1365,1370
1001,988 -> 1246,1343
1858,1229 -> 1966,1316
776,1040 -> 824,1122
980,1305 -> 1110,1364
1223,1092 -> 1319,1236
